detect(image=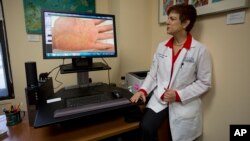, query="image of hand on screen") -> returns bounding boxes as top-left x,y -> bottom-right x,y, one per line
52,17 -> 114,51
